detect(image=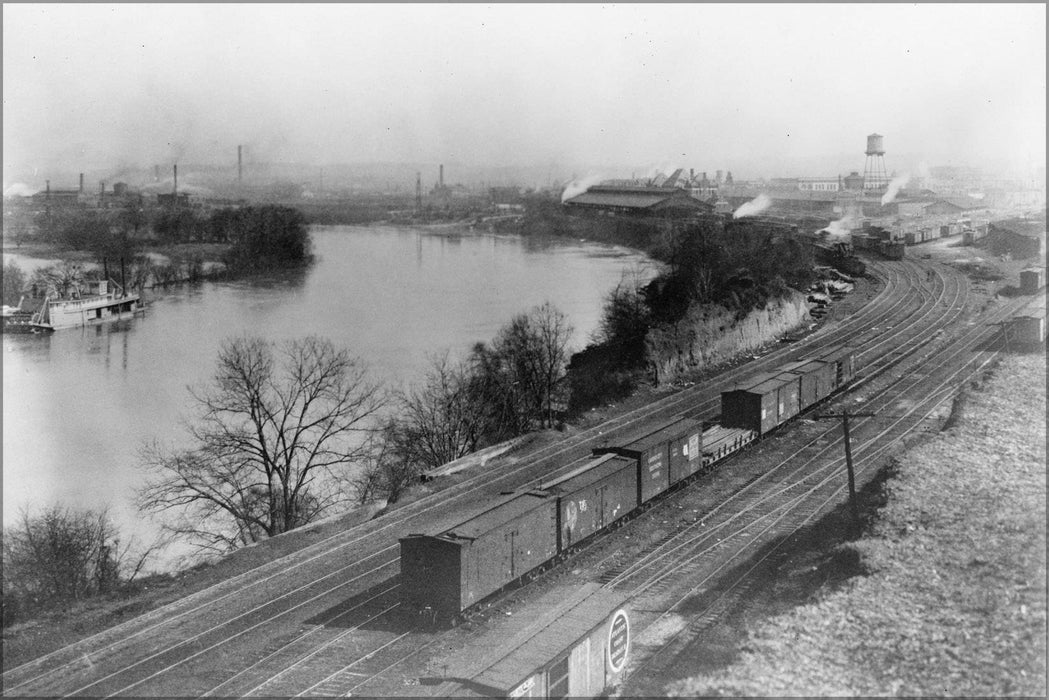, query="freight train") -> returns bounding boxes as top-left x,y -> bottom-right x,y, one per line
400,345 -> 858,624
